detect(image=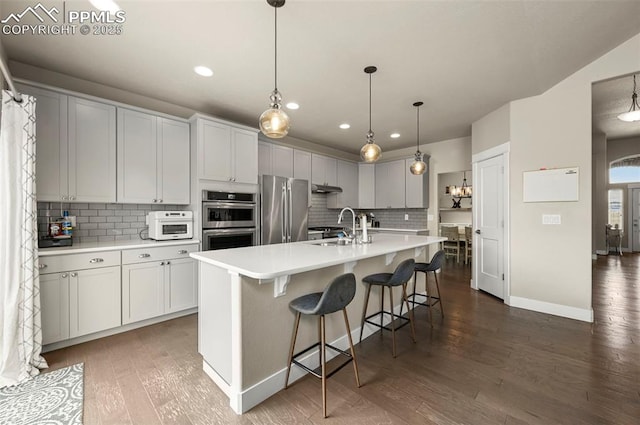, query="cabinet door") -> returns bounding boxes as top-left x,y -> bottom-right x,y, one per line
68,97 -> 116,203
232,128 -> 258,184
69,266 -> 121,338
294,149 -> 312,207
258,141 -> 272,176
40,273 -> 70,345
122,262 -> 165,324
158,118 -> 190,204
199,120 -> 232,181
272,145 -> 293,178
405,158 -> 428,208
328,160 -> 358,208
165,258 -> 197,313
358,163 -> 375,209
117,108 -> 158,203
375,160 -> 405,208
19,85 -> 68,201
312,154 -> 337,186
